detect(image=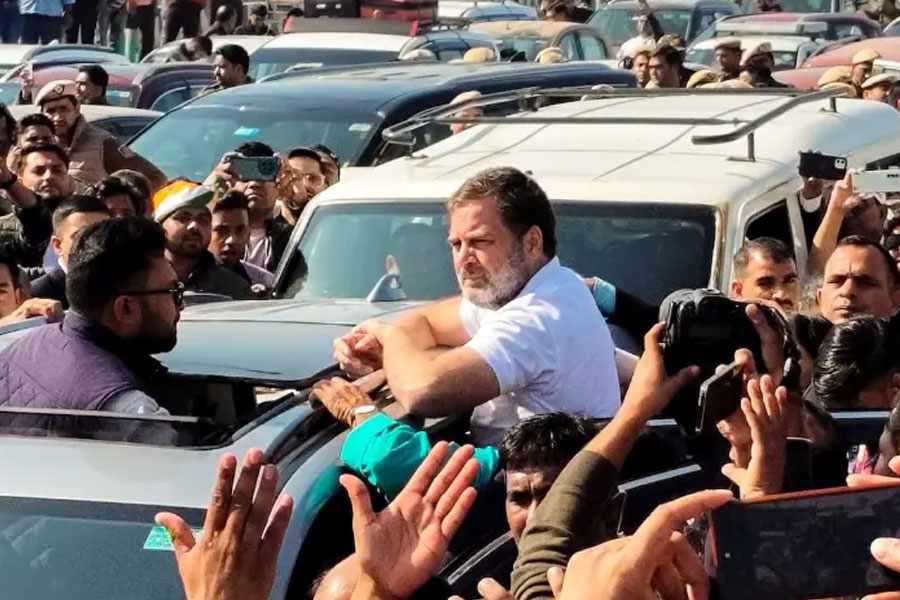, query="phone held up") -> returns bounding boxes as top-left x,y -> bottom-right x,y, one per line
798,151 -> 847,181
710,482 -> 900,600
223,153 -> 279,182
